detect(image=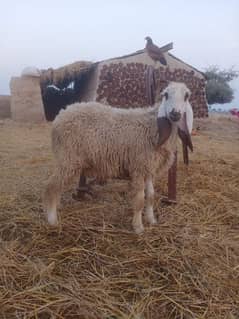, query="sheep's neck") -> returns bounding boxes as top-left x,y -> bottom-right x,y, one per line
157,117 -> 172,146
160,123 -> 178,152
